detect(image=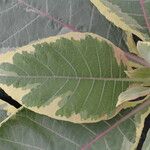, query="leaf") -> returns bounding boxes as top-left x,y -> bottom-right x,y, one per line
0,32 -> 131,123
90,0 -> 150,41
125,41 -> 150,86
0,91 -> 18,123
0,100 -> 16,117
0,107 -> 147,150
126,68 -> 150,80
133,106 -> 150,150
0,99 -> 19,126
0,0 -> 128,51
117,86 -> 150,106
0,88 -> 18,118
0,96 -> 17,123
0,109 -> 7,123
125,32 -> 139,54
142,130 -> 150,150
137,41 -> 150,63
